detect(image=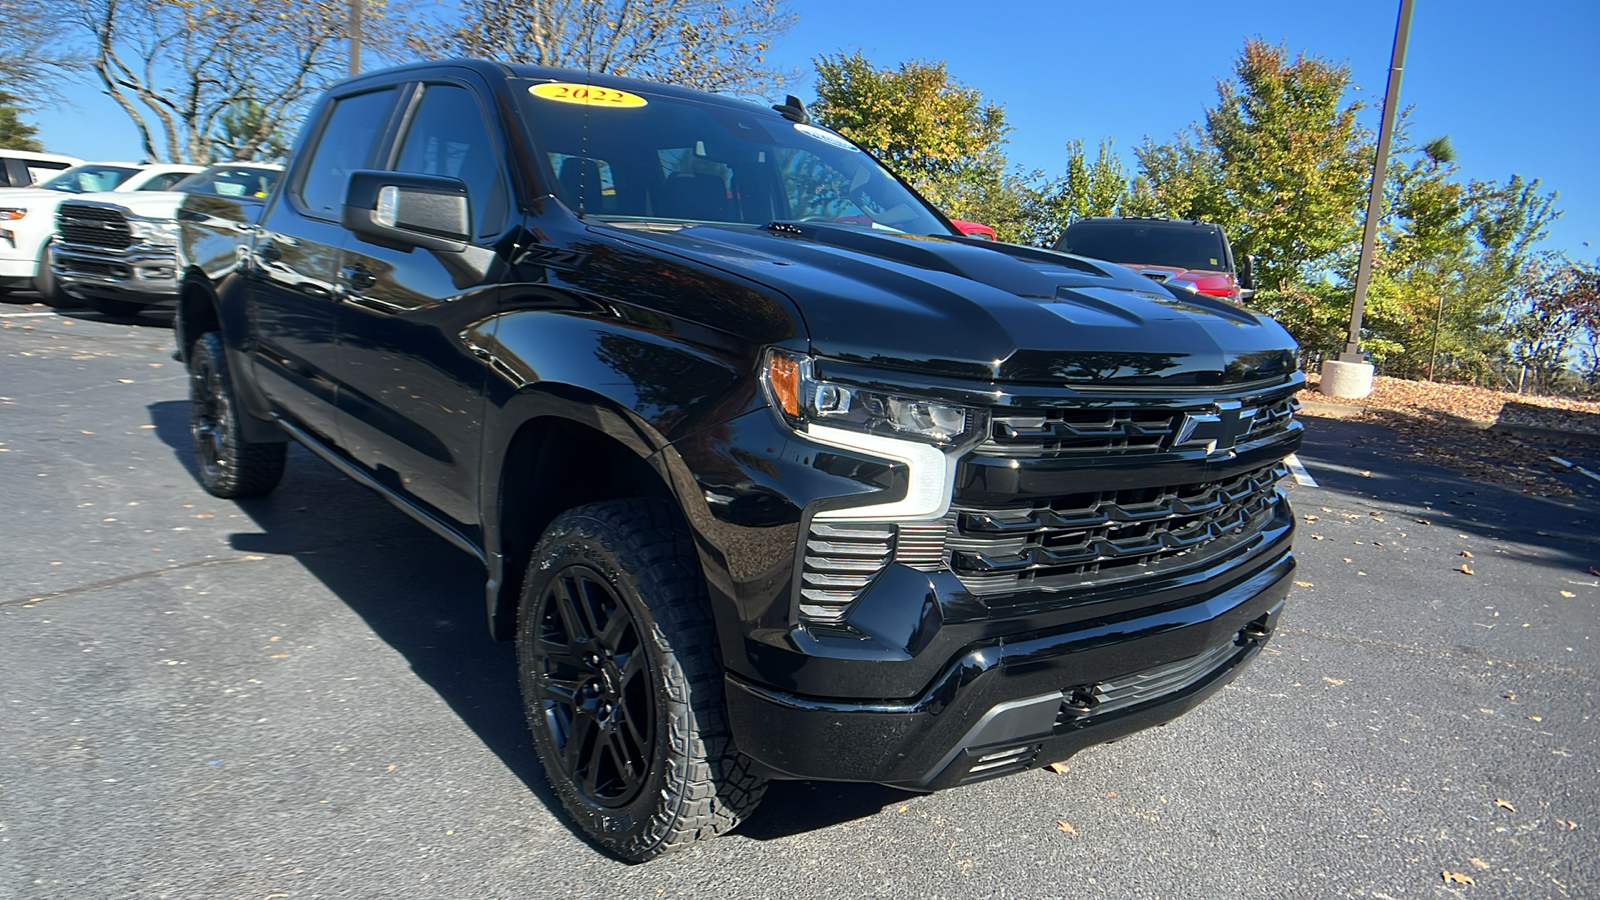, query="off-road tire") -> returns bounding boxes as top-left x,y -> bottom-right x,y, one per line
188,331 -> 286,498
517,498 -> 766,861
32,243 -> 65,306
